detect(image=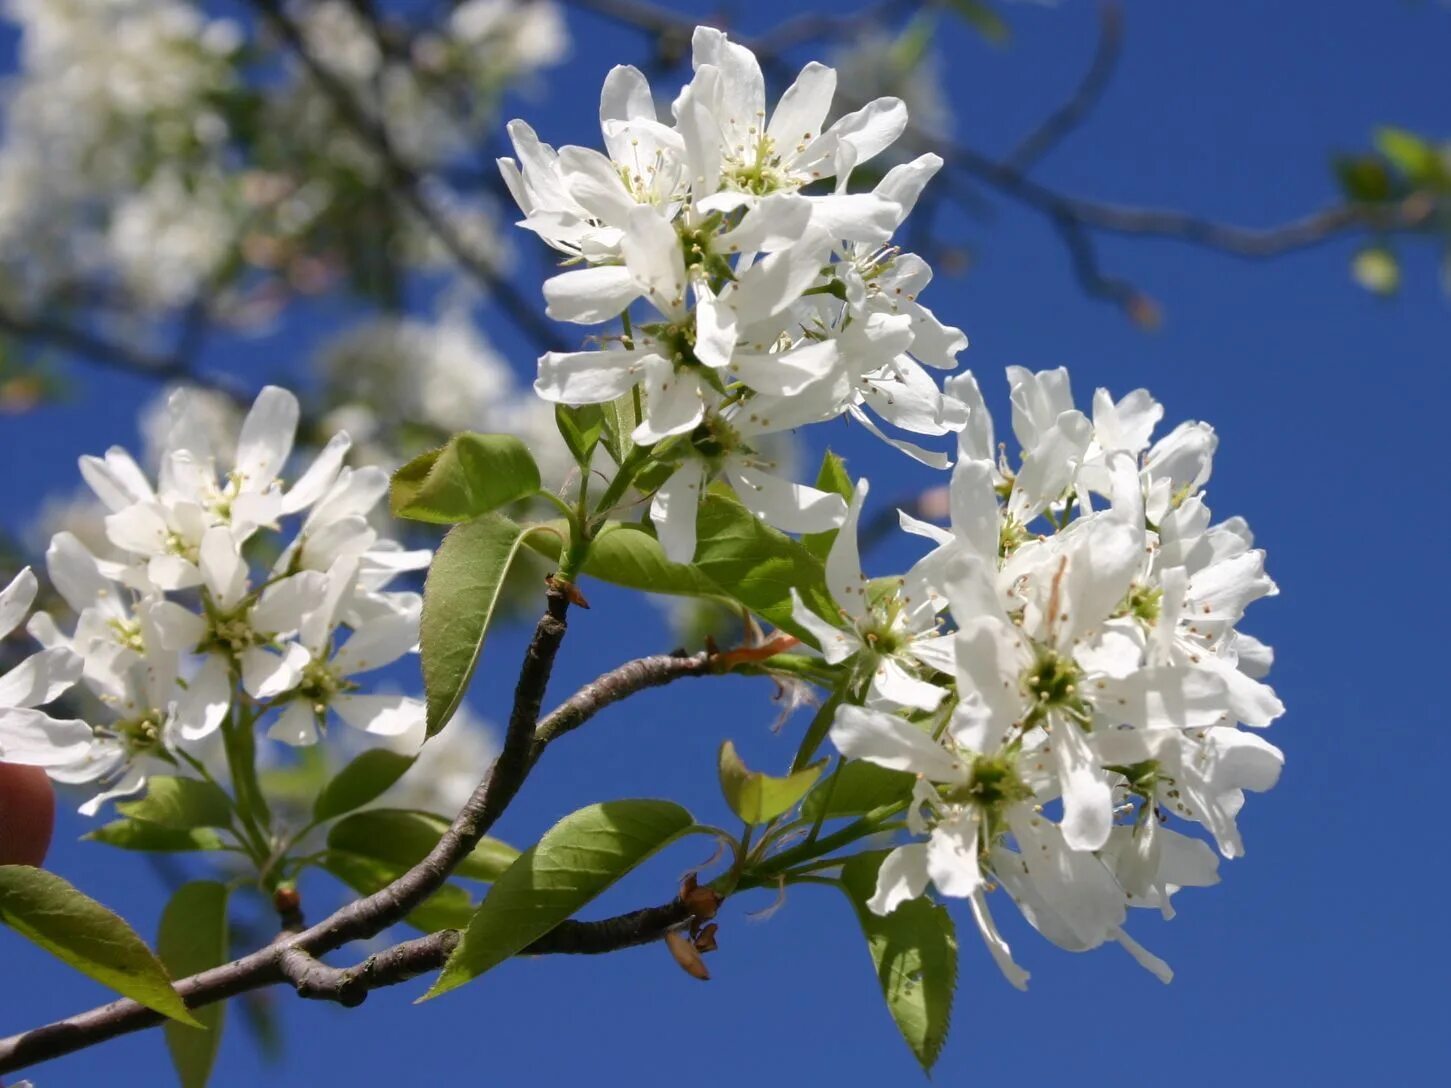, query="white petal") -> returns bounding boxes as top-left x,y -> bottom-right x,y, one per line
925,813 -> 983,898
175,658 -> 231,741
332,606 -> 420,677
332,693 -> 424,737
829,704 -> 964,781
535,349 -> 655,405
725,464 -> 847,534
79,448 -> 154,511
767,61 -> 836,153
826,479 -> 869,621
268,701 -> 319,746
105,503 -> 170,558
826,96 -> 908,169
788,589 -> 859,665
968,890 -> 1030,990
199,526 -> 247,610
632,362 -> 704,444
1051,721 -> 1113,852
867,657 -> 947,713
0,707 -> 95,766
251,571 -> 330,634
542,265 -> 642,323
866,843 -> 931,915
235,386 -> 298,492
649,462 -> 705,564
241,643 -> 309,700
0,648 -> 81,709
0,568 -> 38,640
1113,927 -> 1174,984
282,432 -> 352,515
